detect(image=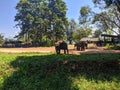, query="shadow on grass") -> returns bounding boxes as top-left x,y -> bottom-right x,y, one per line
2,53 -> 120,90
